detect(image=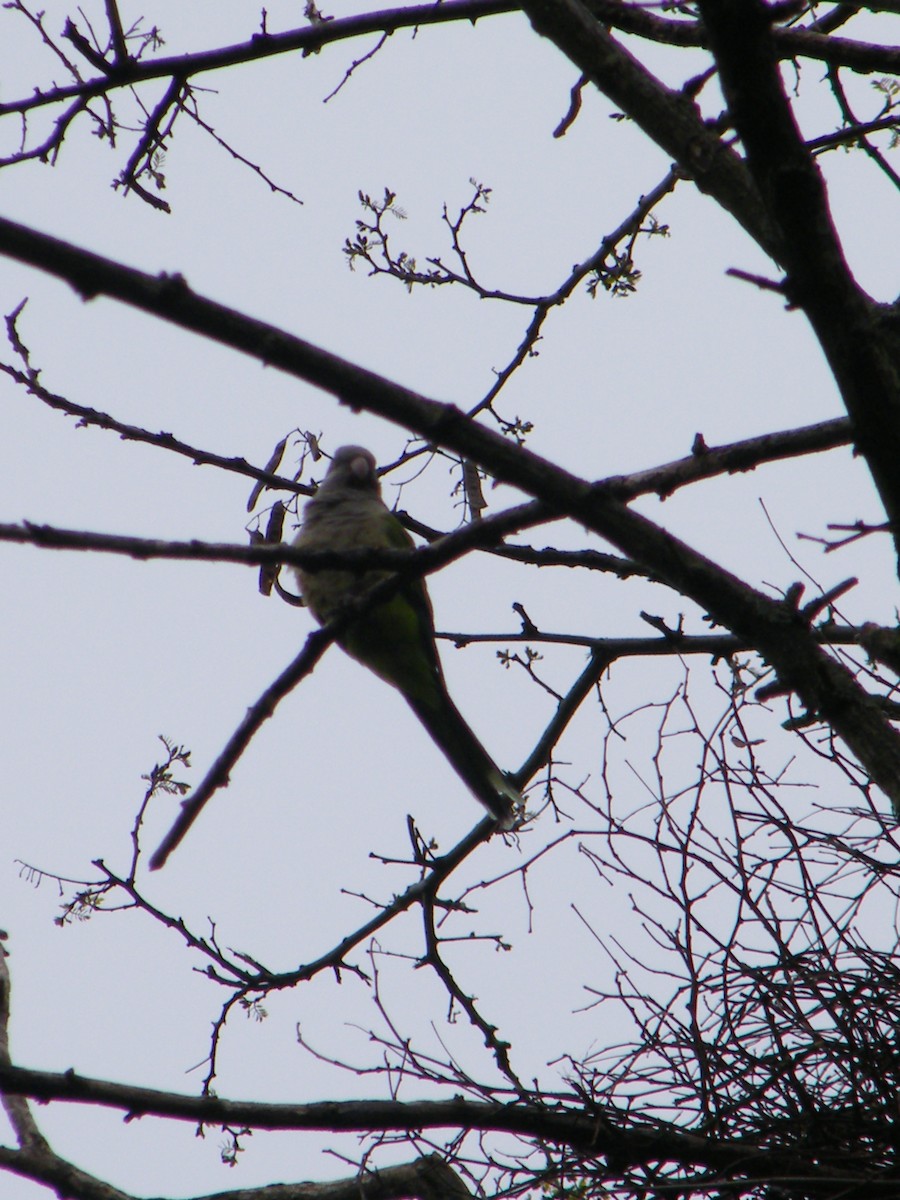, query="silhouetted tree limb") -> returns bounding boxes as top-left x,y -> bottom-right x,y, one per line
521,0 -> 783,258
2,215 -> 898,821
0,2 -> 521,120
3,1060 -> 900,1196
697,0 -> 900,562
